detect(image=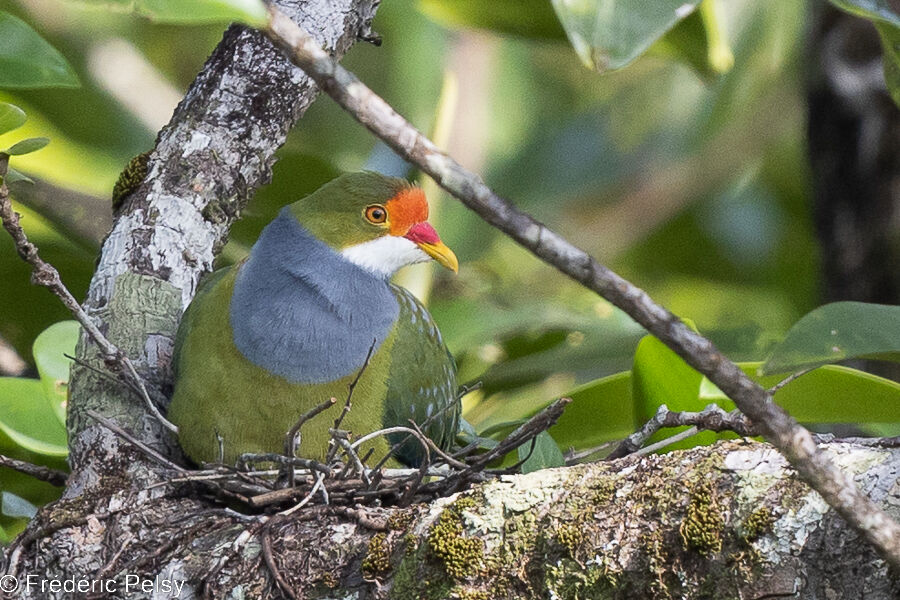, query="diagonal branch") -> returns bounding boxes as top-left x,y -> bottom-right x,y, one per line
262,7 -> 900,568
0,155 -> 177,434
